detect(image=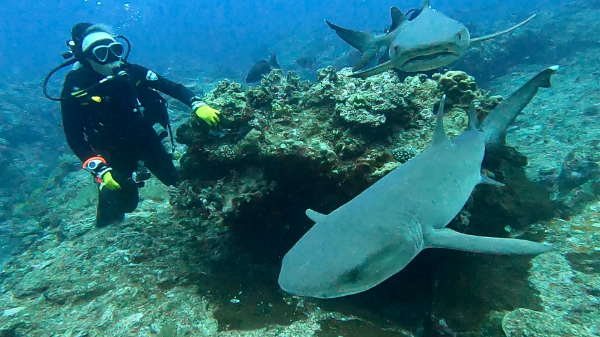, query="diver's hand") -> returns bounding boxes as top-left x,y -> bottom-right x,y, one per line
83,156 -> 121,190
194,104 -> 221,126
100,171 -> 121,190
